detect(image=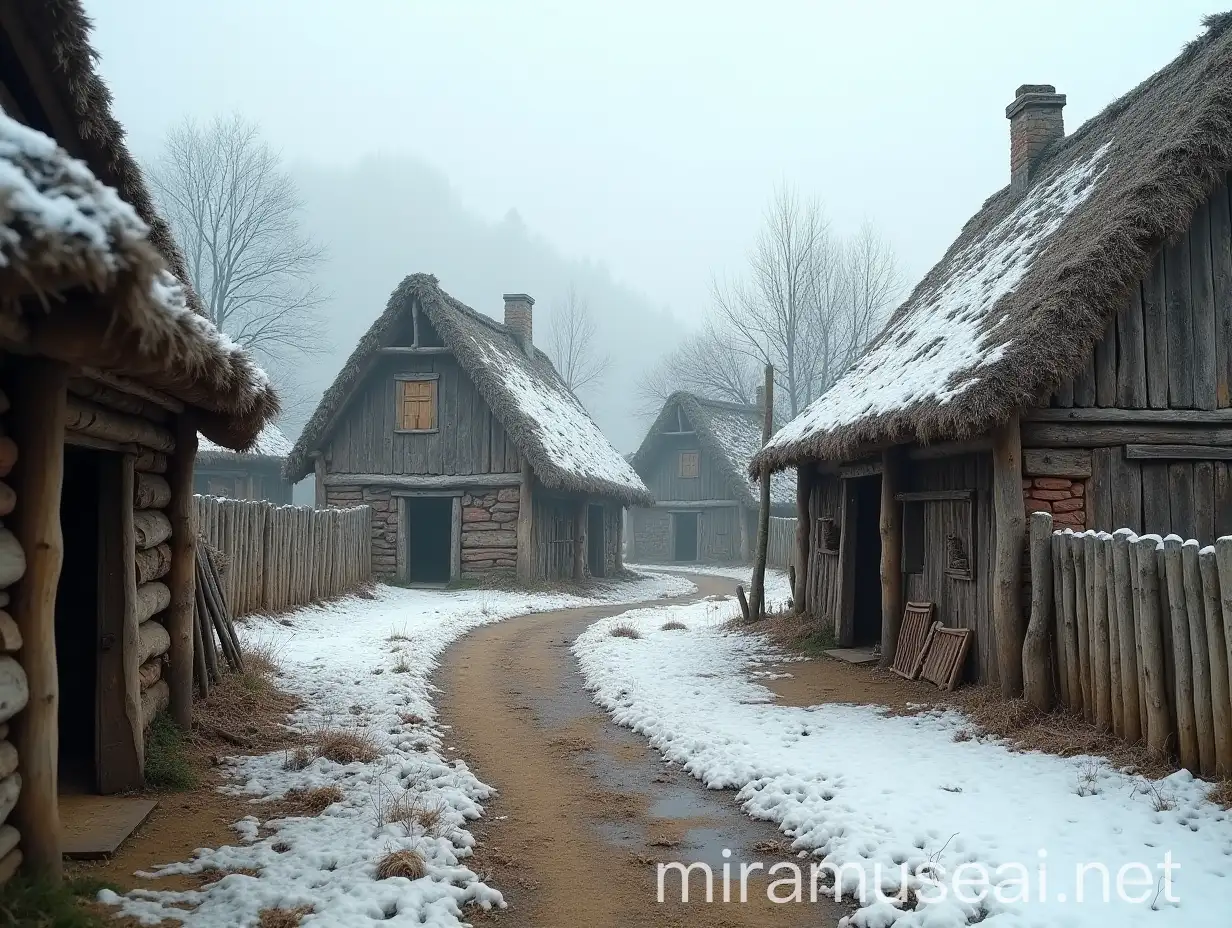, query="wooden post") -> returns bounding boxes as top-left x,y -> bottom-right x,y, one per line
166,417 -> 197,729
1104,534 -> 1123,738
748,365 -> 774,622
614,509 -> 624,573
1073,534 -> 1092,719
1051,534 -> 1070,707
1112,532 -> 1142,743
991,414 -> 1027,698
794,466 -> 812,614
1198,546 -> 1232,775
1022,511 -> 1054,711
313,454 -> 326,509
516,459 -> 535,582
1136,537 -> 1173,760
9,357 -> 68,880
573,500 -> 587,582
1089,533 -> 1112,730
1059,532 -> 1082,712
878,450 -> 903,668
1182,541 -> 1216,775
1162,537 -> 1199,771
